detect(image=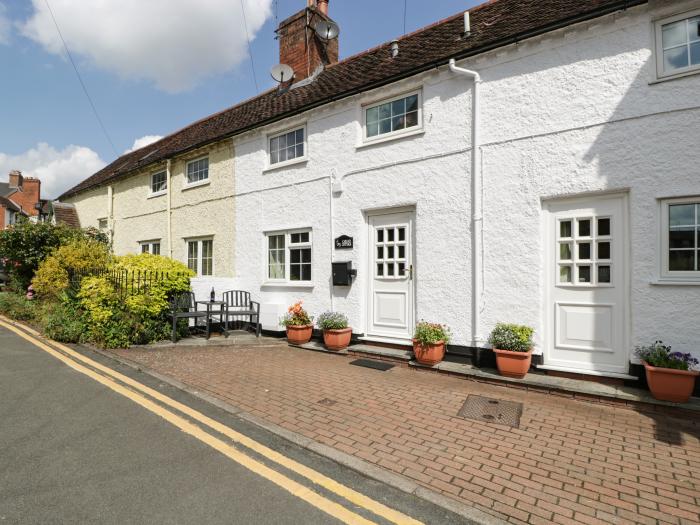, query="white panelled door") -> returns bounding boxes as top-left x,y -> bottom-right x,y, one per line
367,211 -> 415,341
544,195 -> 629,375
